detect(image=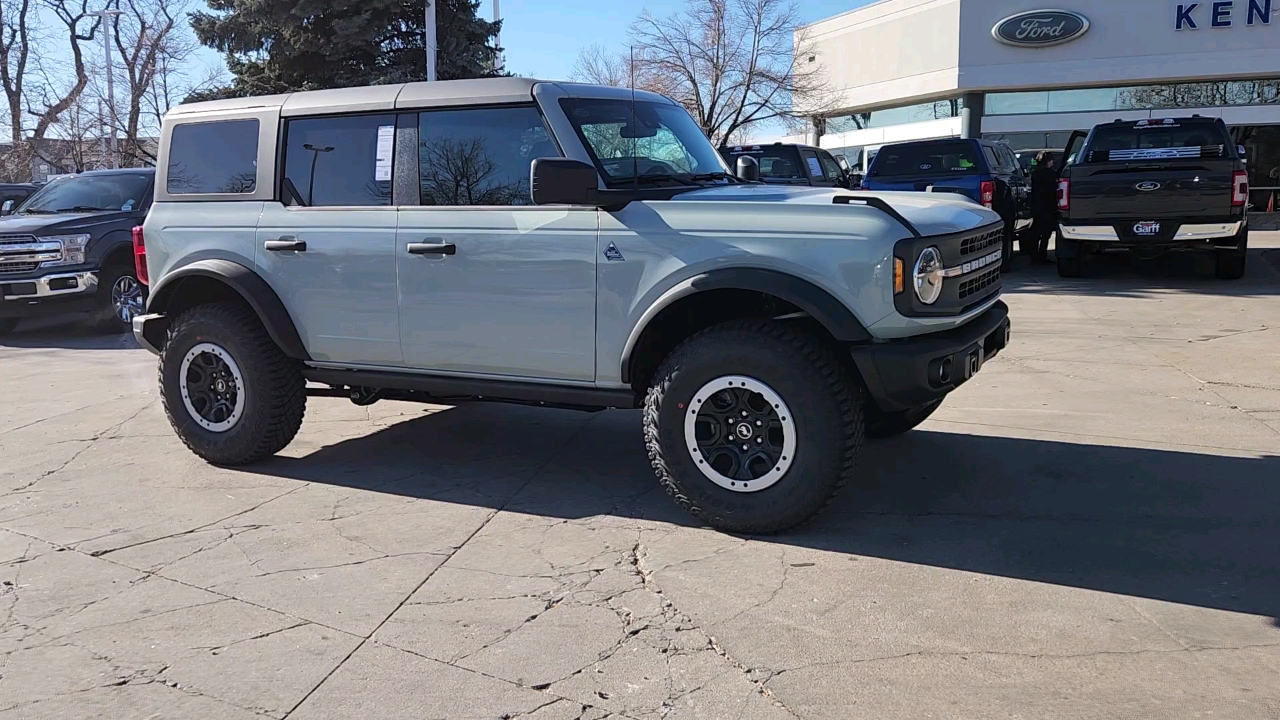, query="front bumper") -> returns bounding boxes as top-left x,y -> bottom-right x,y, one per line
851,301 -> 1010,413
0,271 -> 100,318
